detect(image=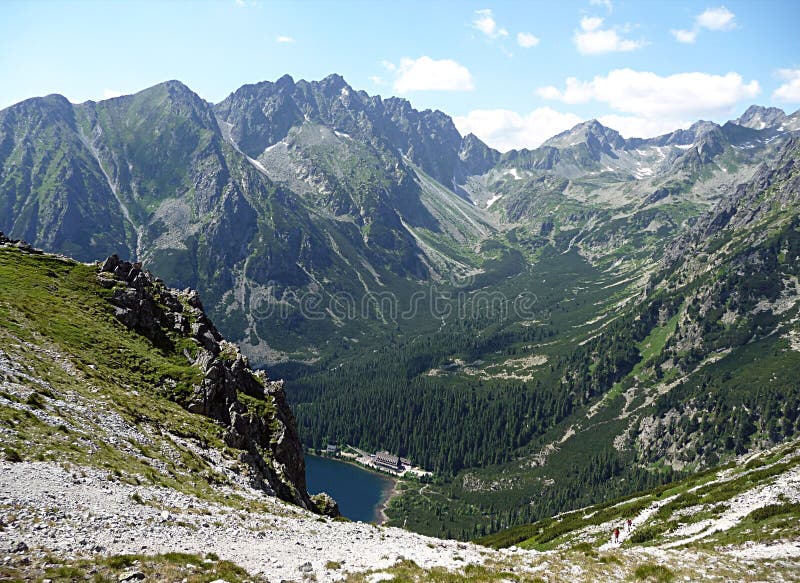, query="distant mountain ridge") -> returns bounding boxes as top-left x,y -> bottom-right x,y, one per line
2,75 -> 800,542
1,75 -> 798,366
0,76 -> 501,365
